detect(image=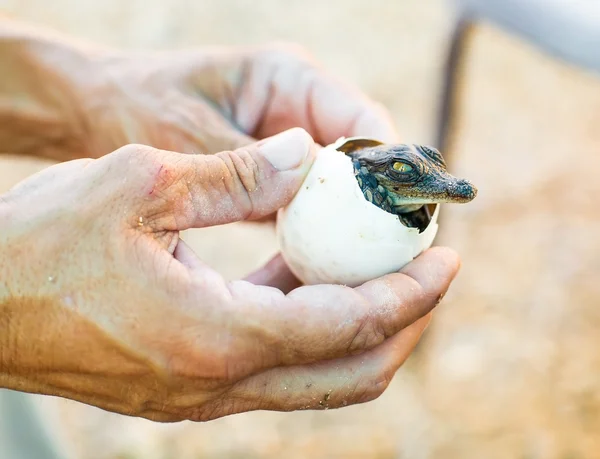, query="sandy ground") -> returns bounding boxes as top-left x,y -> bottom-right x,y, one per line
1,1 -> 600,458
